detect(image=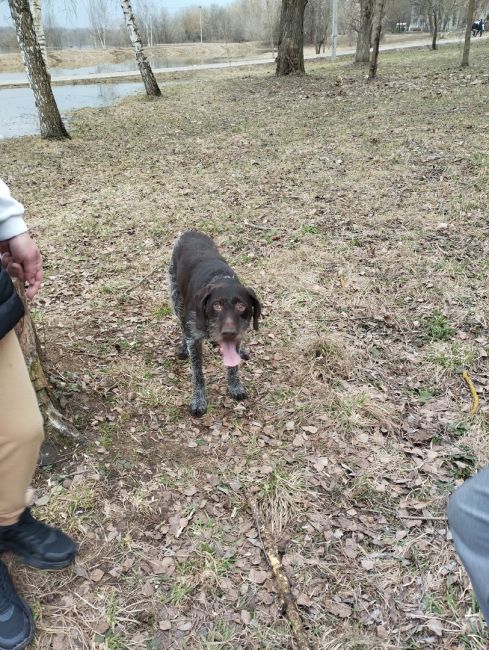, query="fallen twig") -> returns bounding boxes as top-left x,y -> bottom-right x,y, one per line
246,489 -> 312,650
243,220 -> 275,231
176,507 -> 197,539
462,370 -> 479,416
400,515 -> 446,521
122,263 -> 165,297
